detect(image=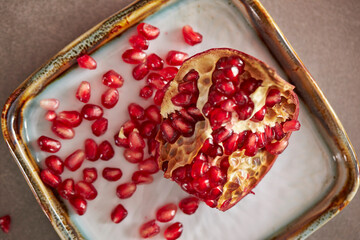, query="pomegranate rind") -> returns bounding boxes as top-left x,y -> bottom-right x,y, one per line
157,48 -> 300,211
